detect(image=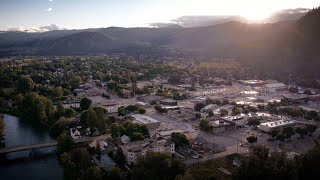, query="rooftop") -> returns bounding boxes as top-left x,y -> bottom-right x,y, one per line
132,114 -> 159,124
260,120 -> 296,128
